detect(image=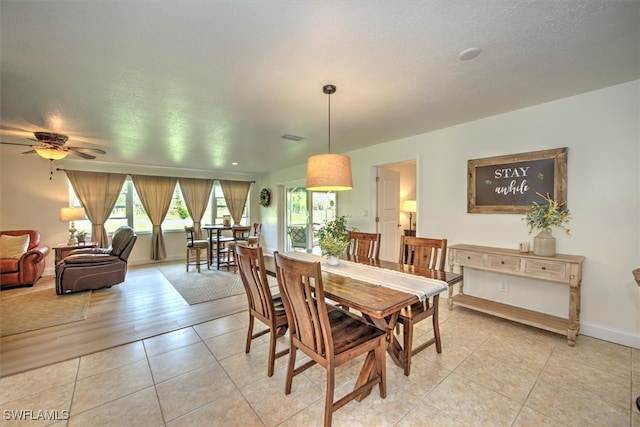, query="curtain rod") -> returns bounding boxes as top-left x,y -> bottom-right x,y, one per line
55,168 -> 255,183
